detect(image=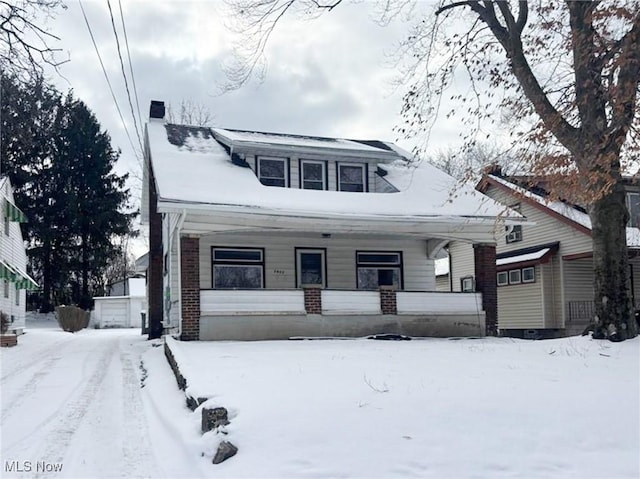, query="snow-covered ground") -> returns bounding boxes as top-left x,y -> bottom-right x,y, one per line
1,315 -> 638,478
168,335 -> 640,479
